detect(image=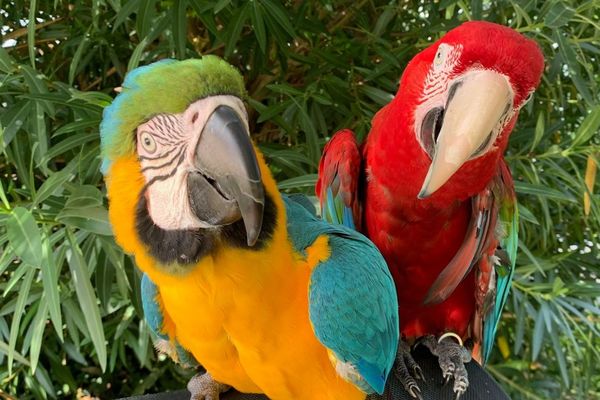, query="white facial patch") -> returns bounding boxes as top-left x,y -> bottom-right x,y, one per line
413,45 -> 464,158
136,95 -> 248,231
